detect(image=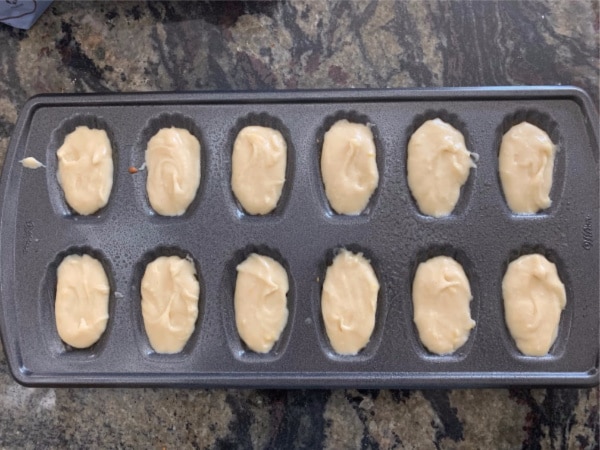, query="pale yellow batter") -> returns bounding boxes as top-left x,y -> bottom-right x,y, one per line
503,254 -> 566,356
20,157 -> 44,169
57,126 -> 113,215
141,255 -> 200,354
407,119 -> 475,217
55,254 -> 110,349
235,253 -> 289,353
499,122 -> 556,213
146,127 -> 201,216
321,249 -> 379,355
321,120 -> 379,215
232,126 -> 287,215
412,256 -> 475,355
